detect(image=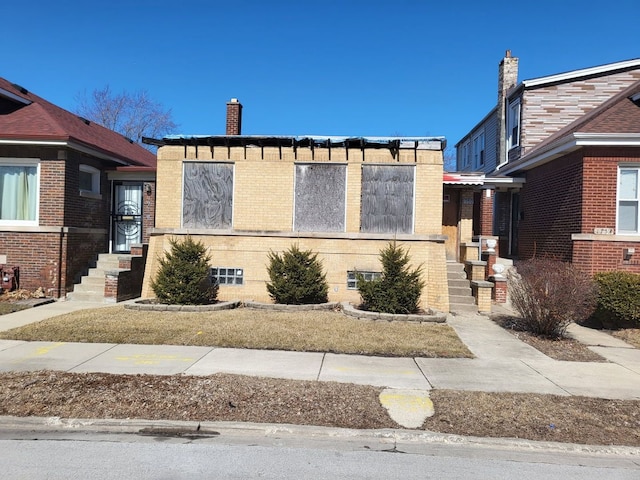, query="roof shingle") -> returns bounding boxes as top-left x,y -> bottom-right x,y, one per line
0,78 -> 156,168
